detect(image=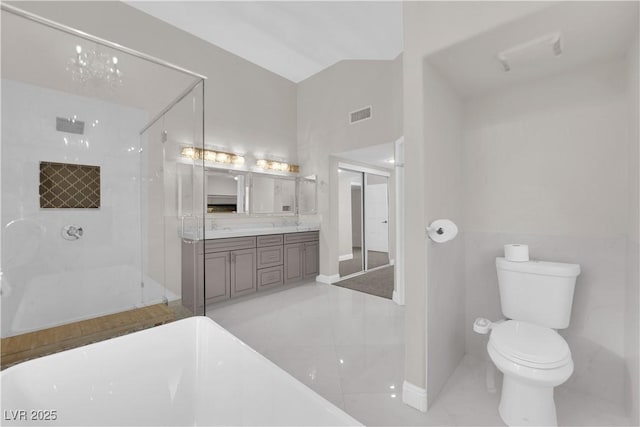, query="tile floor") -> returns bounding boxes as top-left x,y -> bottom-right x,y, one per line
206,281 -> 630,426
